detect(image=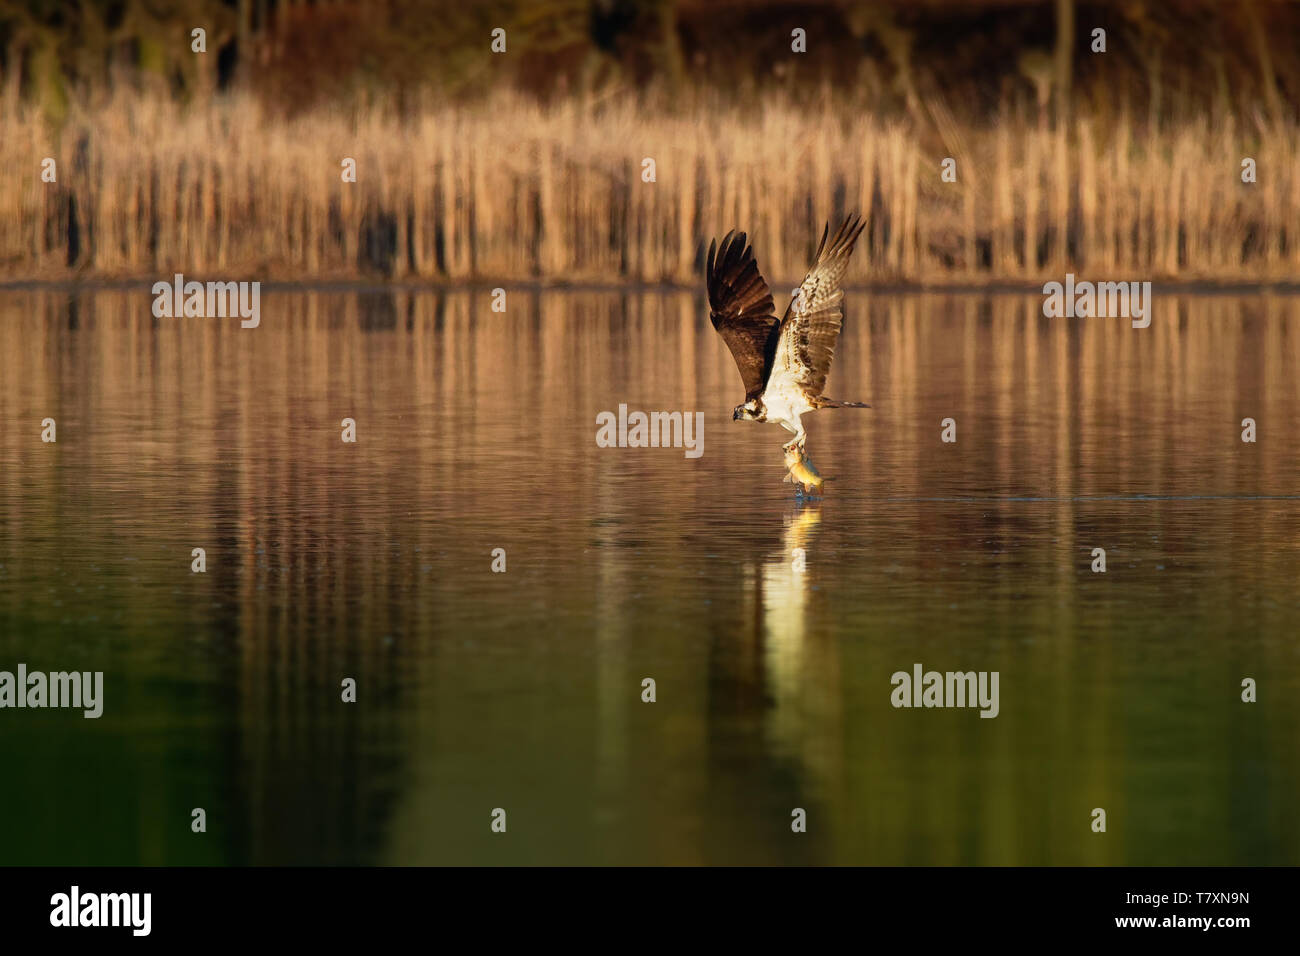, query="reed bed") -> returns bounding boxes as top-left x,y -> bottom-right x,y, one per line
2,89 -> 1297,284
